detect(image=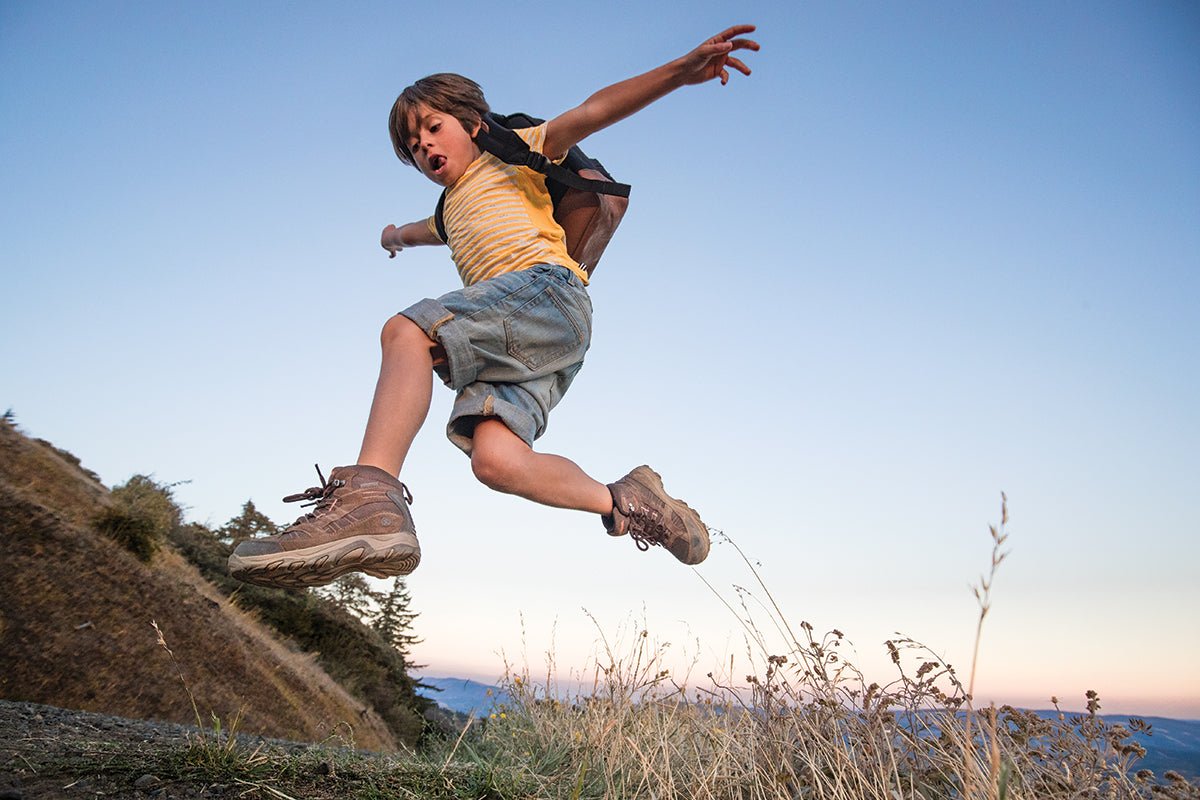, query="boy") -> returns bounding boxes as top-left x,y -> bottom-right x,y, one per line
229,25 -> 759,589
